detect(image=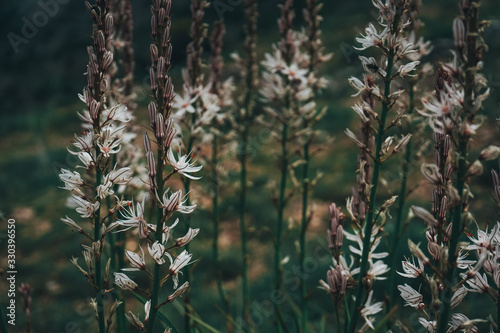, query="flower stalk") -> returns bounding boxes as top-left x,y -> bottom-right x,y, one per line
437,1 -> 484,330
238,0 -> 258,324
